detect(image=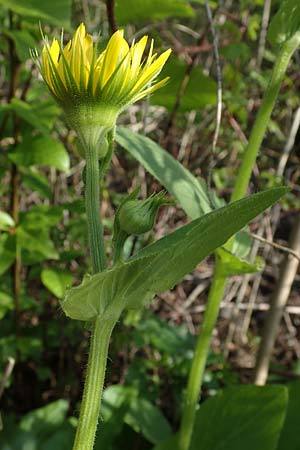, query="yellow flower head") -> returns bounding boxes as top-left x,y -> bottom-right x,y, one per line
34,23 -> 171,112
32,24 -> 171,157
